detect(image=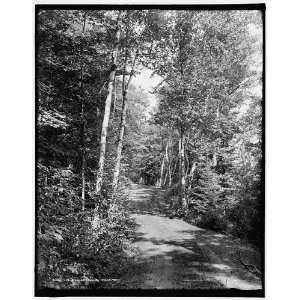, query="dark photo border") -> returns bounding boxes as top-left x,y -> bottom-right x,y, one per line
35,3 -> 265,297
